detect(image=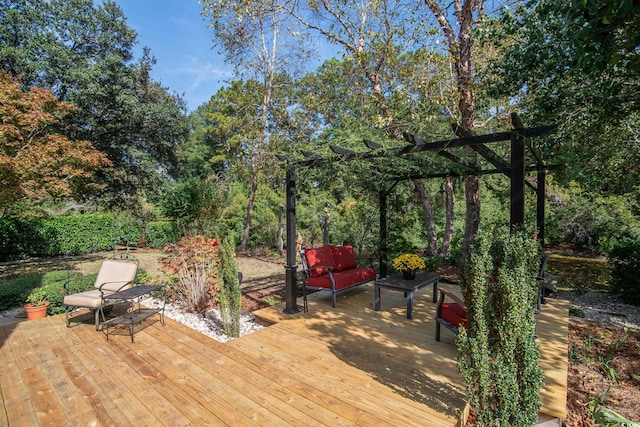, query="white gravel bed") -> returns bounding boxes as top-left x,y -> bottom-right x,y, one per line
553,290 -> 640,330
140,296 -> 264,343
0,299 -> 264,342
